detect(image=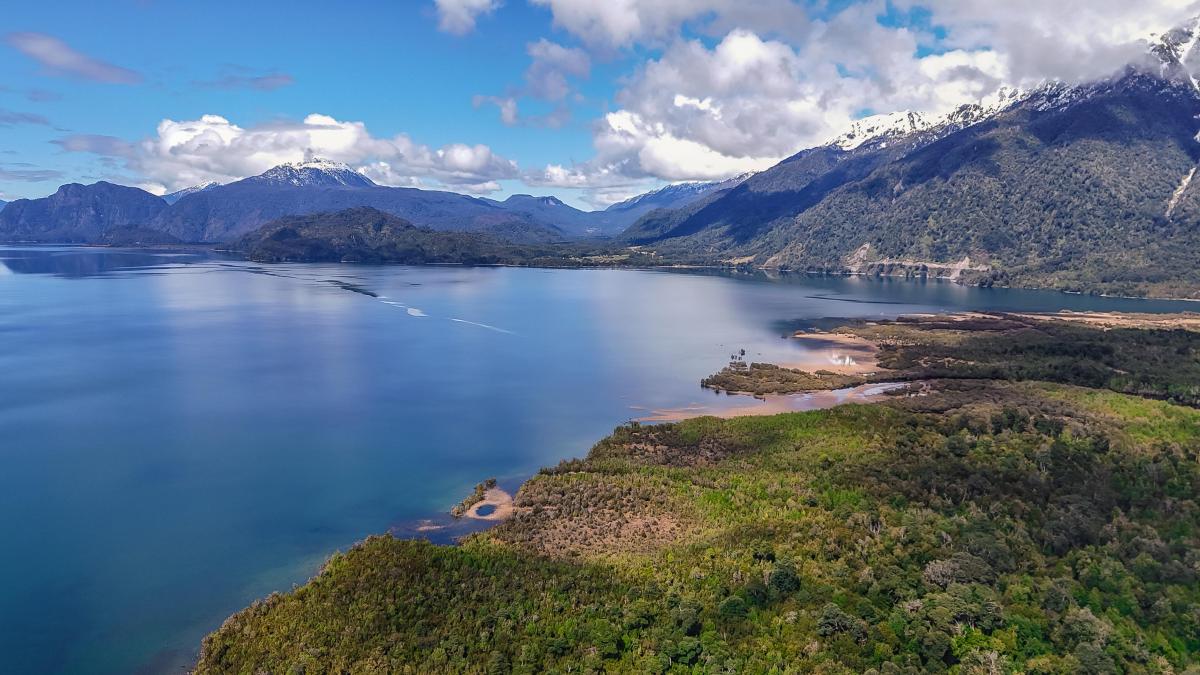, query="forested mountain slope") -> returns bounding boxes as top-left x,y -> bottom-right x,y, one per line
626,25 -> 1200,298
